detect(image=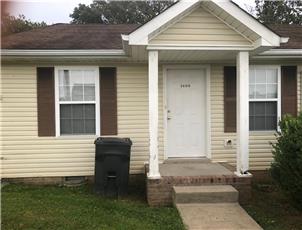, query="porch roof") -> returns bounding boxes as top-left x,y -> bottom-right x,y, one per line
126,0 -> 287,49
